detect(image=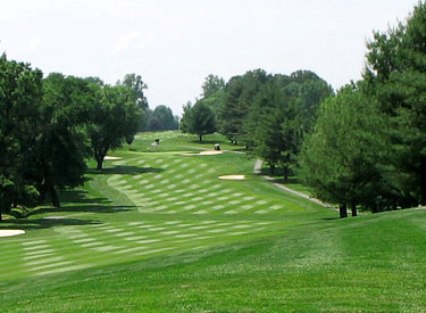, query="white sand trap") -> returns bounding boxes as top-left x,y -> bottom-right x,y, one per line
0,229 -> 26,237
180,150 -> 223,157
199,150 -> 223,156
218,175 -> 246,181
43,216 -> 65,220
104,156 -> 122,160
